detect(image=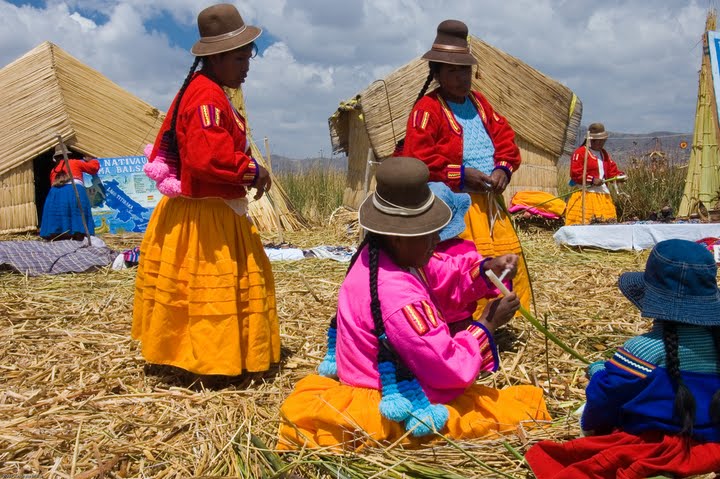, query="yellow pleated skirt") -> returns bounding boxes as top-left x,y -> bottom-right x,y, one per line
132,196 -> 280,376
277,375 -> 550,451
458,193 -> 531,315
564,191 -> 617,226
